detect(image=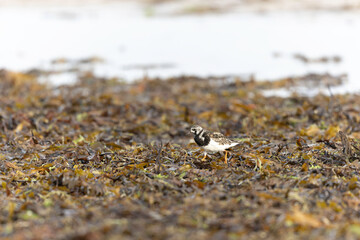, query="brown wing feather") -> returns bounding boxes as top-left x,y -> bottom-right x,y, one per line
209,132 -> 225,138
209,132 -> 237,145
